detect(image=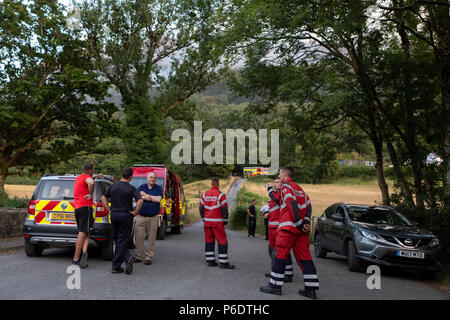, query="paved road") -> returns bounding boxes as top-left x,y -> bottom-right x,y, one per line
0,220 -> 448,300
226,178 -> 246,211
